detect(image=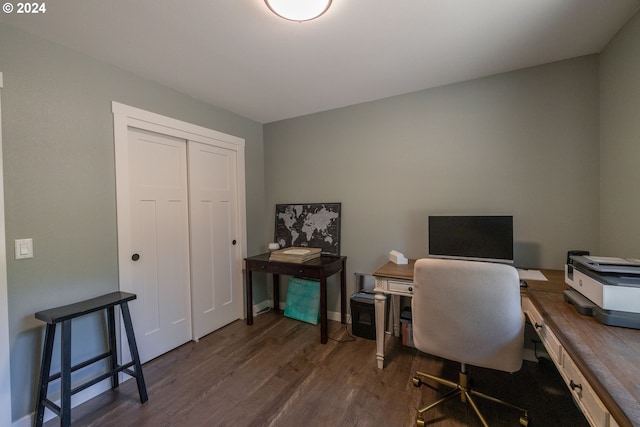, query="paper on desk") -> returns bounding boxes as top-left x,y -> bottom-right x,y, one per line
517,269 -> 548,281
283,248 -> 312,255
